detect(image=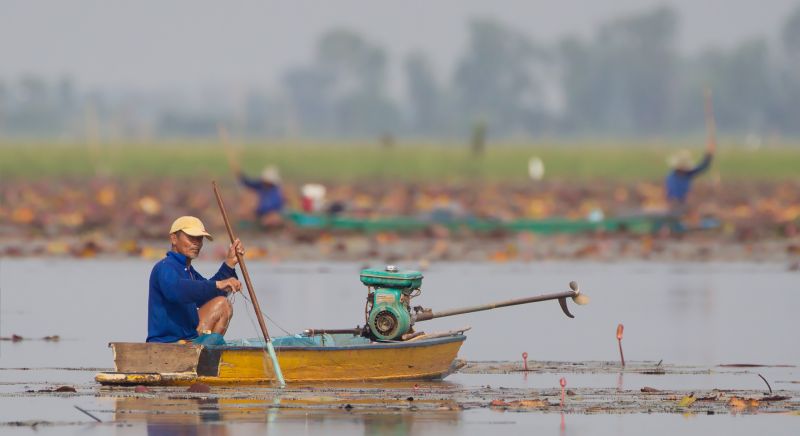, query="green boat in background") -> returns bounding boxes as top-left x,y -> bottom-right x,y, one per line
285,211 -> 717,235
